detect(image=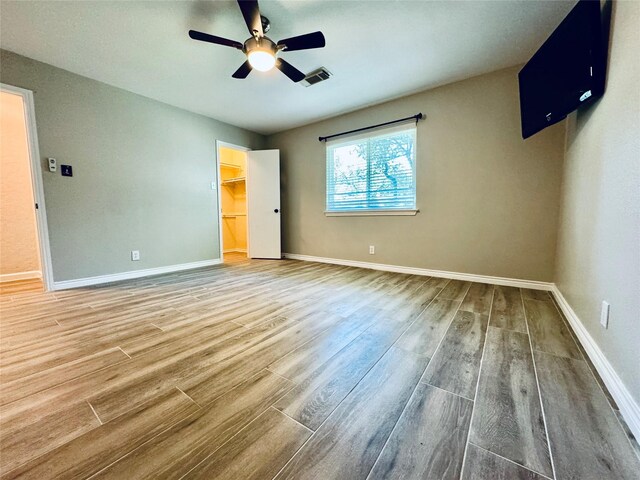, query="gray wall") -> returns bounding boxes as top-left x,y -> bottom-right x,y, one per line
267,66 -> 566,282
555,0 -> 640,404
0,50 -> 265,282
